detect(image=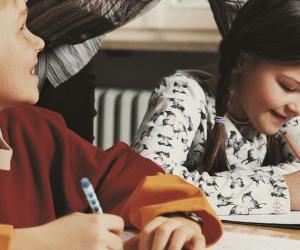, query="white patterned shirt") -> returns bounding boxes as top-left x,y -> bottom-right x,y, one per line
132,71 -> 300,215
